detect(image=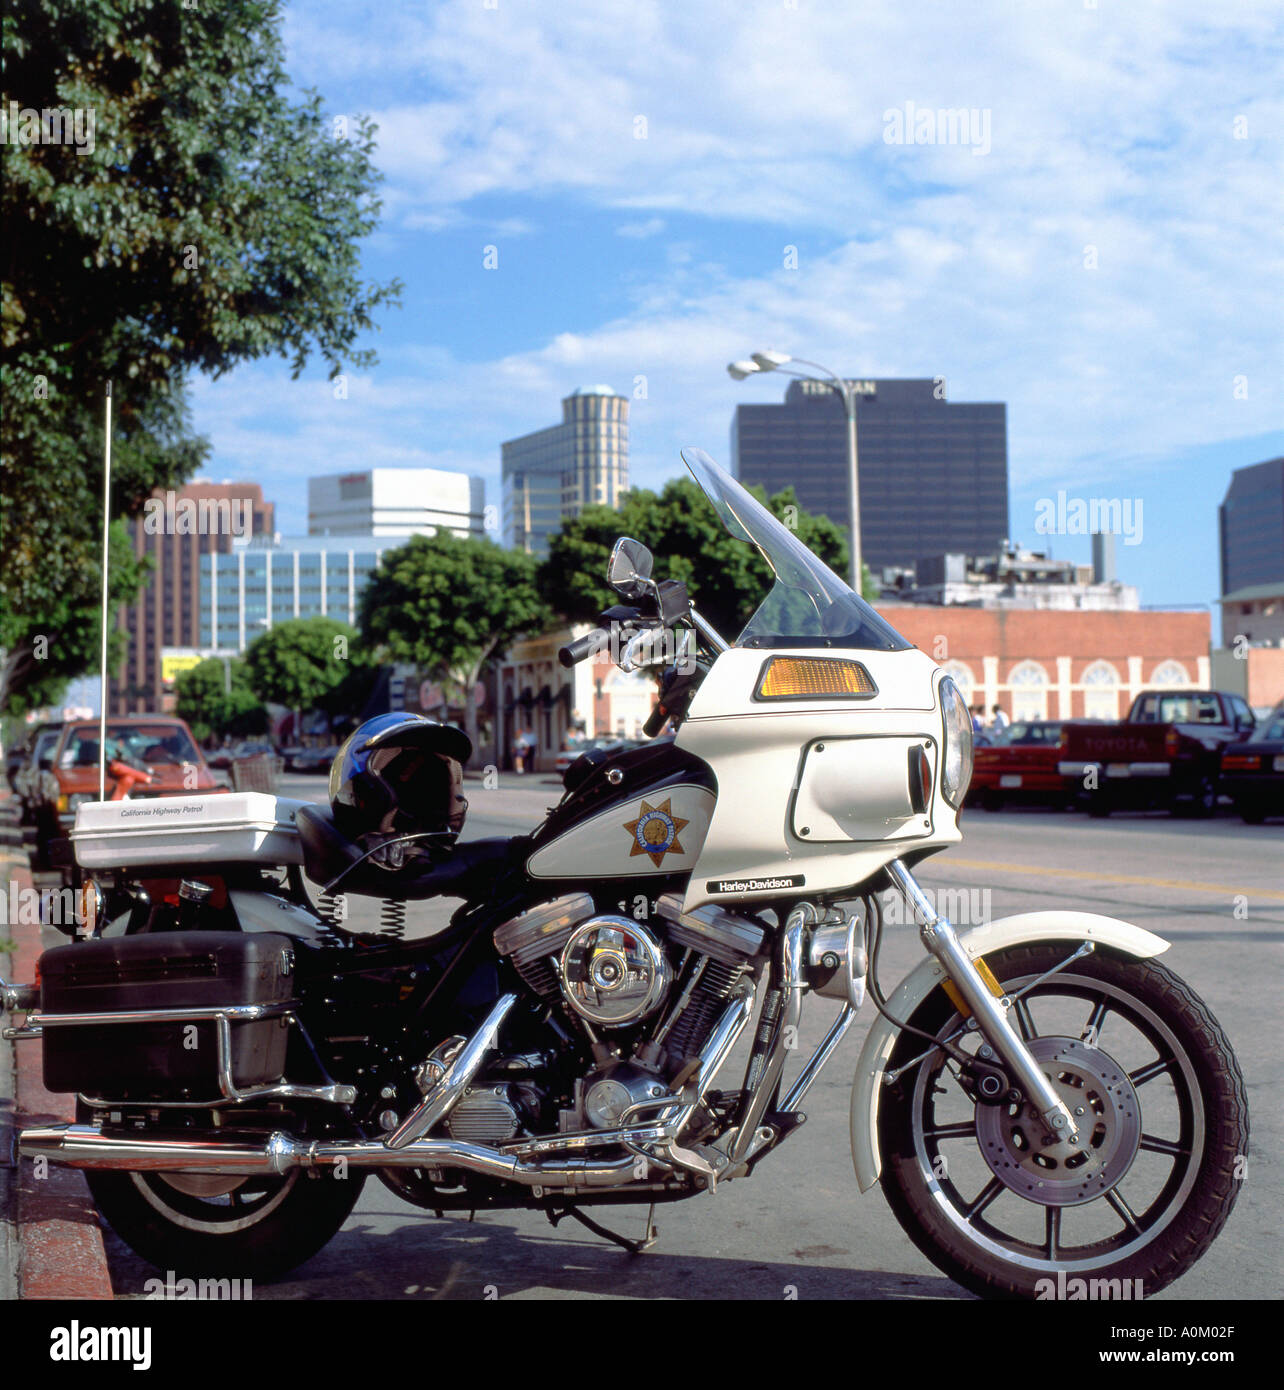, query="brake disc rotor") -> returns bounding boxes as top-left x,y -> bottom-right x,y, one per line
974,1036 -> 1141,1207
